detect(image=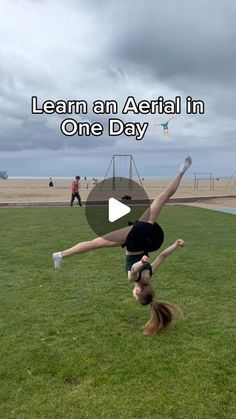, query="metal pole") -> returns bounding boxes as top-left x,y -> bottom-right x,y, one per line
128,156 -> 132,190
112,156 -> 115,190
132,156 -> 143,187
225,169 -> 236,188
100,157 -> 113,189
